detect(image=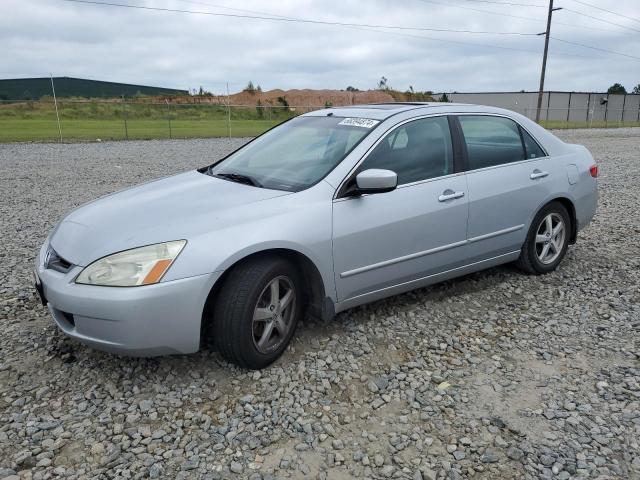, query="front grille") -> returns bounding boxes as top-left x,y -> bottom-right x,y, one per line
46,248 -> 73,273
